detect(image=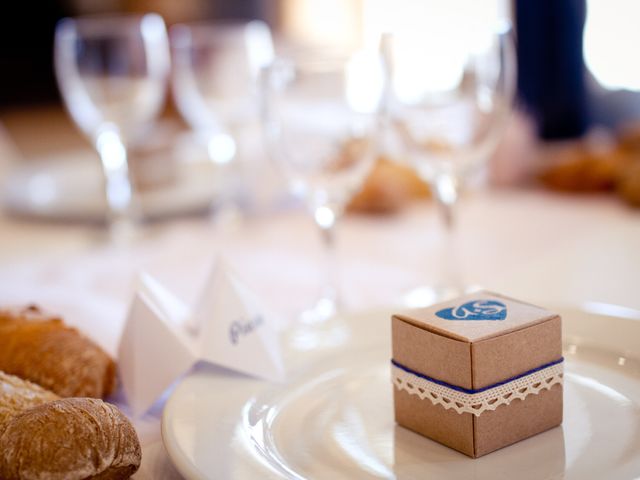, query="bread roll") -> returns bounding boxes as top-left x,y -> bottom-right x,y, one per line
0,397 -> 141,480
348,157 -> 430,214
617,161 -> 640,206
0,371 -> 58,428
0,305 -> 116,398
